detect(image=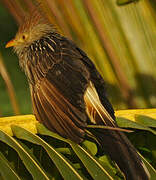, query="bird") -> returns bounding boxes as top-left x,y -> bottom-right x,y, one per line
6,12 -> 149,180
